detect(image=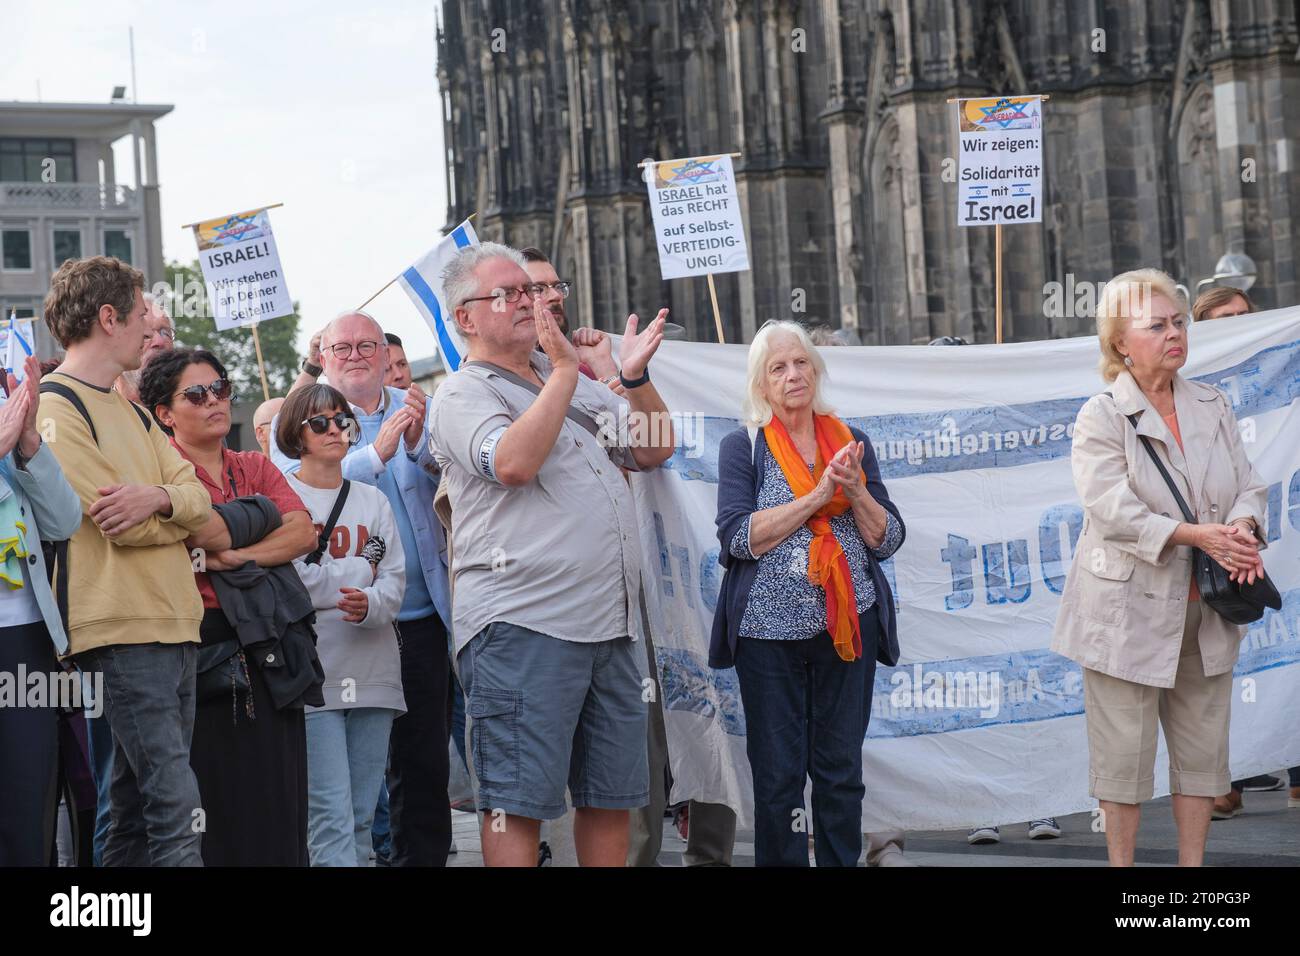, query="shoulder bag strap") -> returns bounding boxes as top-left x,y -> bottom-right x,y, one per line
462,360 -> 603,441
306,479 -> 351,565
1107,393 -> 1196,524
